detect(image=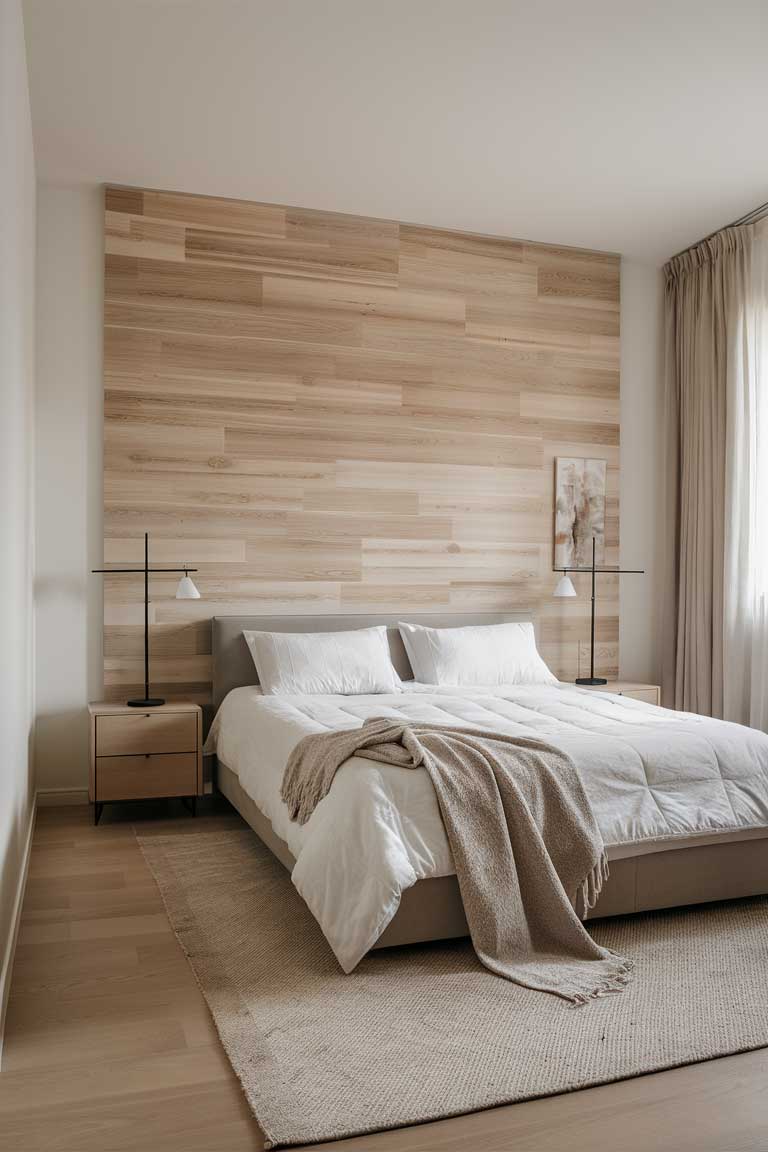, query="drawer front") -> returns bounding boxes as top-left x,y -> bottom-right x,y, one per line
96,753 -> 198,801
96,711 -> 197,756
621,688 -> 659,705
